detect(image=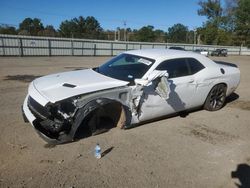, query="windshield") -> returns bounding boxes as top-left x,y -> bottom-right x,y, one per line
97,53 -> 155,82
